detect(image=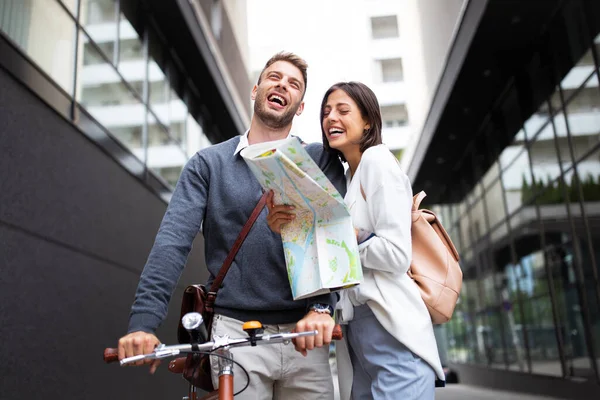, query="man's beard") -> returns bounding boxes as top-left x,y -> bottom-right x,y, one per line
254,91 -> 298,129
